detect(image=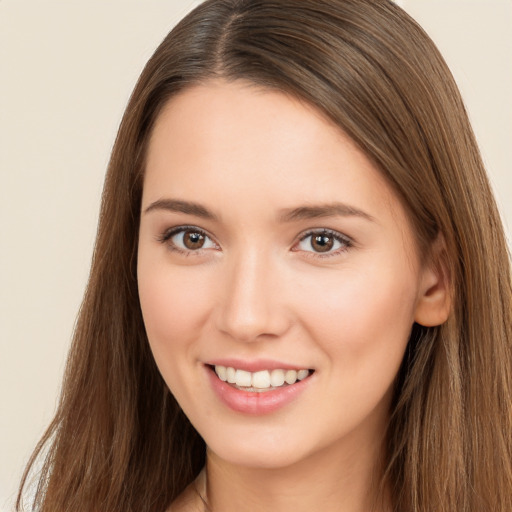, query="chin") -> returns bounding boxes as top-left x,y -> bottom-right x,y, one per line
211,444 -> 307,470
202,425 -> 321,470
